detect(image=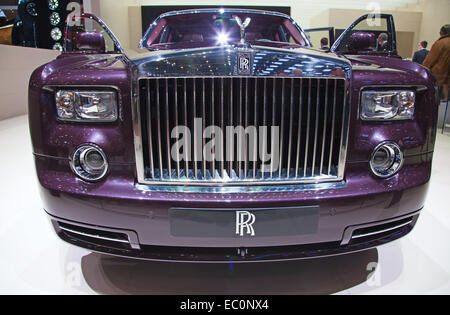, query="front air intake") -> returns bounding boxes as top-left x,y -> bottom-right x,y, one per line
55,221 -> 140,250
347,217 -> 415,245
